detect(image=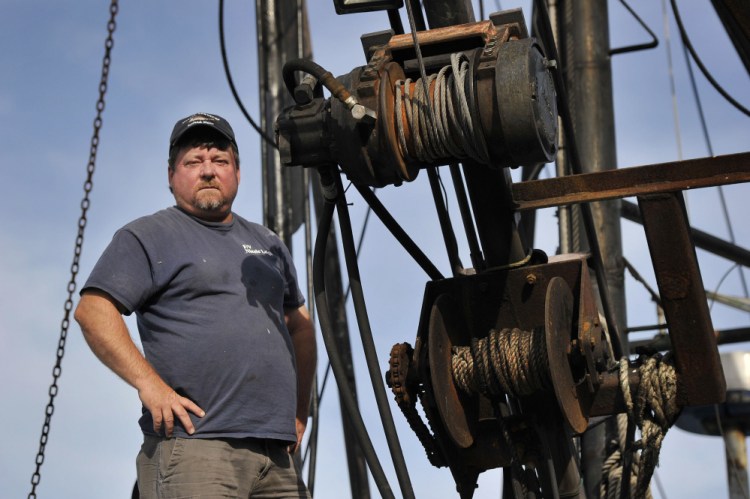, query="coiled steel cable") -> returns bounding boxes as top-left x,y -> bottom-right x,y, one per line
395,53 -> 490,165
